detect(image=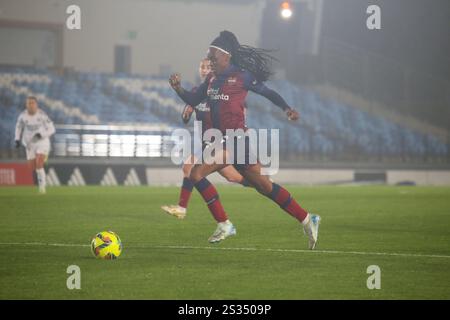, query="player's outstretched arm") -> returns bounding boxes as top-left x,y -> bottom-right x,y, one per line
245,76 -> 299,121
169,73 -> 208,107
